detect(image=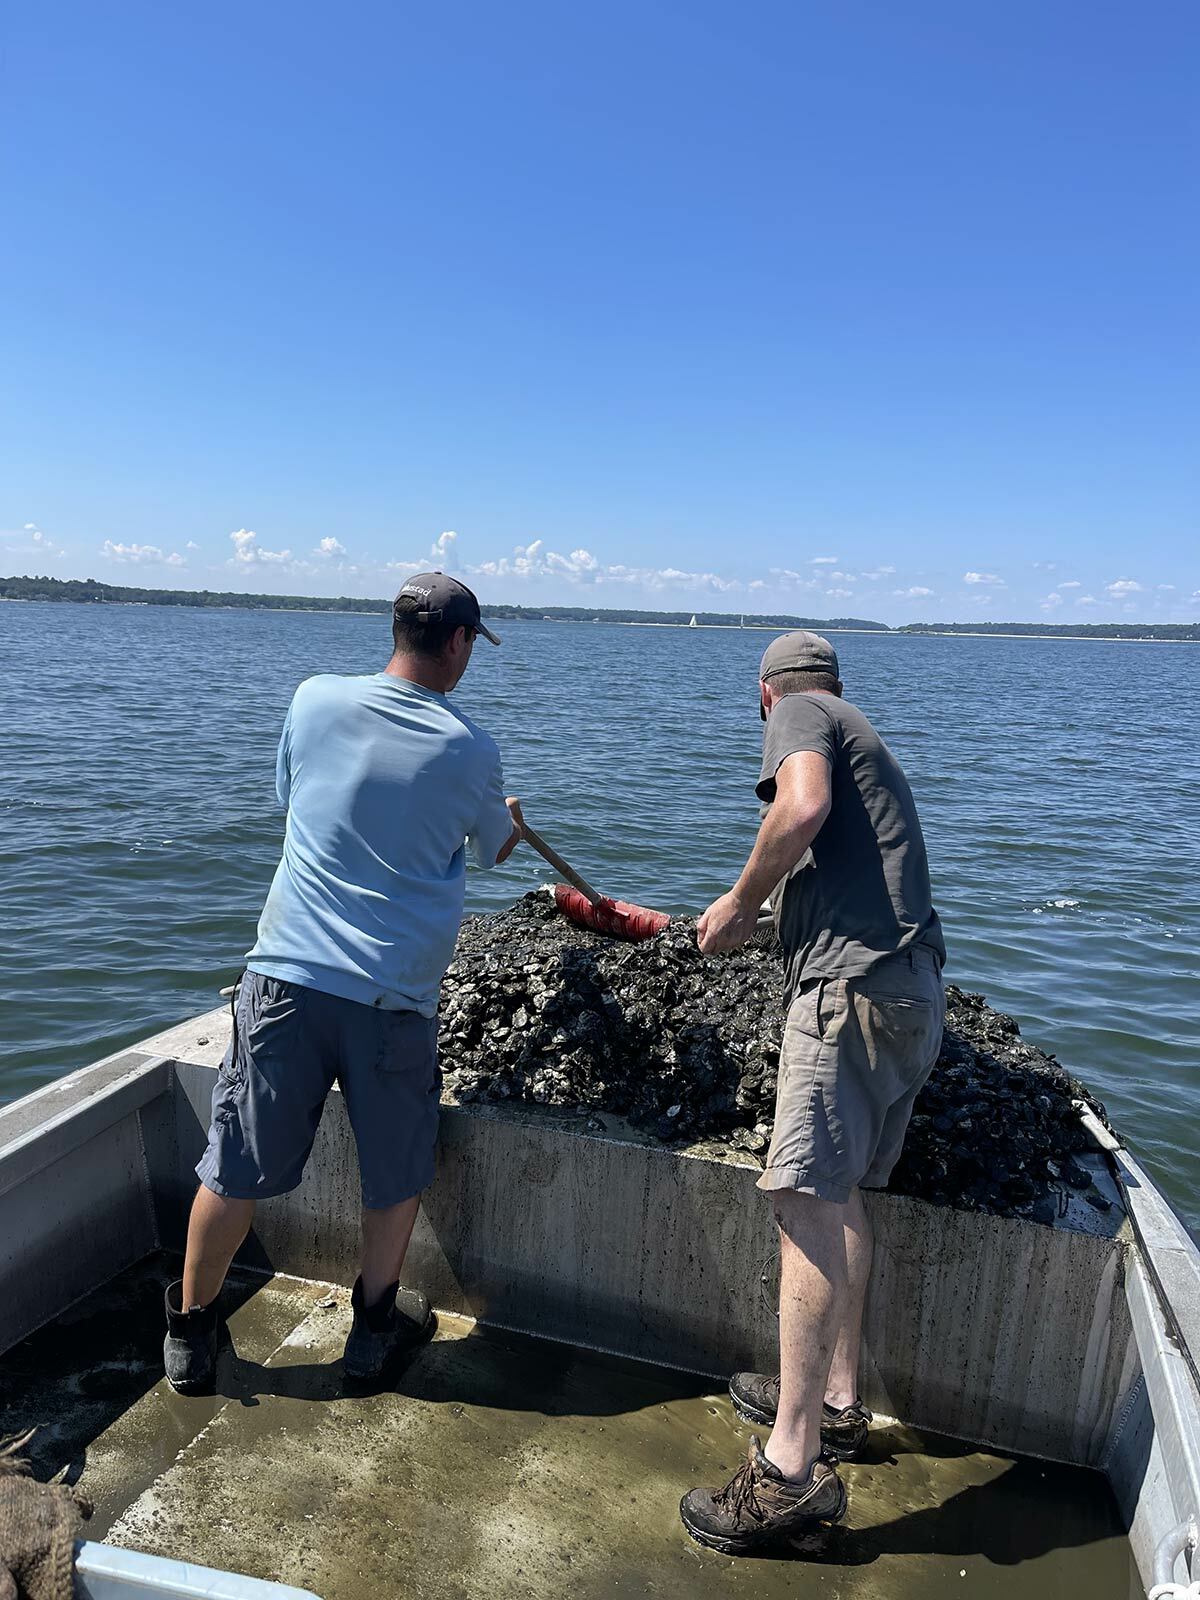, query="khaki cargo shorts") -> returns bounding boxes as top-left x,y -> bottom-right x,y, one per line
759,945 -> 945,1203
